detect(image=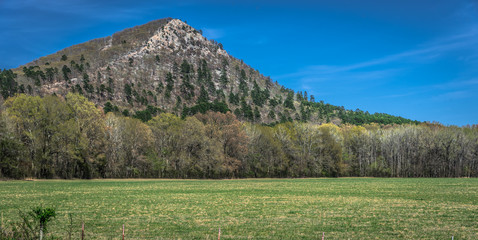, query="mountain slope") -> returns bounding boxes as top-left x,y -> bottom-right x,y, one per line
6,18 -> 416,125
